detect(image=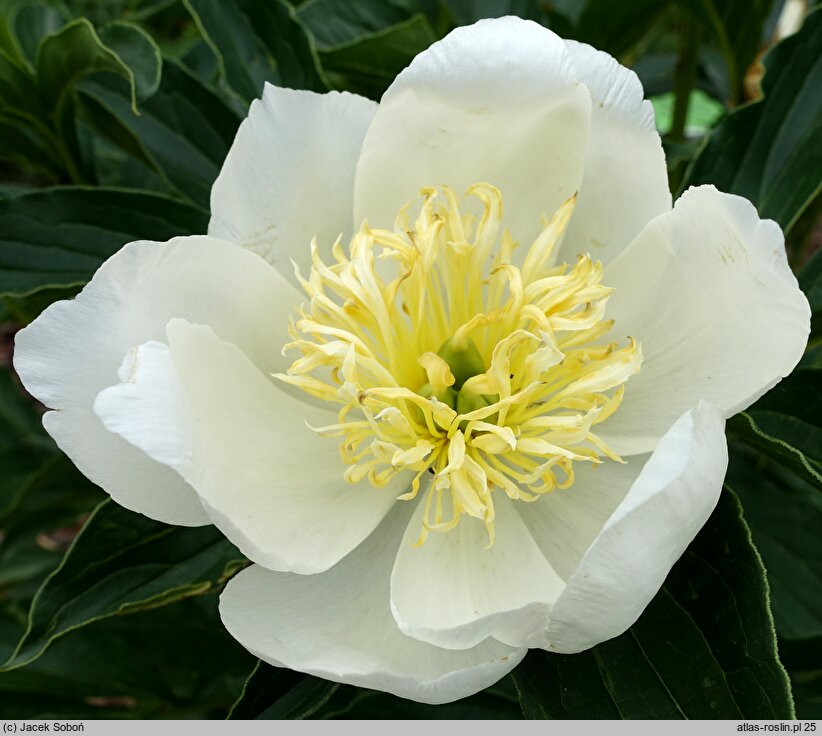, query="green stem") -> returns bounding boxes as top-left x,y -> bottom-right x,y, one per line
670,15 -> 700,142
